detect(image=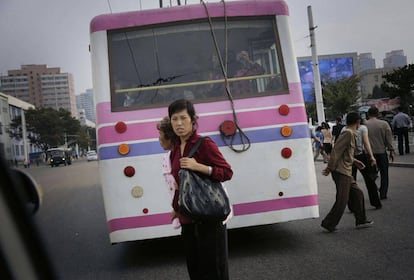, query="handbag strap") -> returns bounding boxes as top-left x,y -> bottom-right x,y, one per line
188,137 -> 205,158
